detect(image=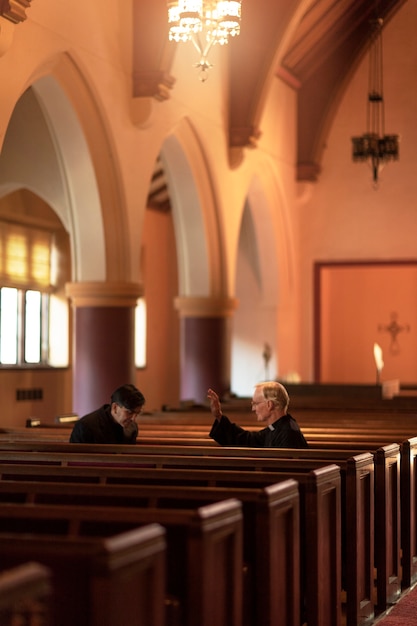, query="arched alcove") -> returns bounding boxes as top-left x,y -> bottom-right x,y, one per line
0,73 -> 108,282
0,51 -> 140,419
155,120 -> 235,403
231,172 -> 295,396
